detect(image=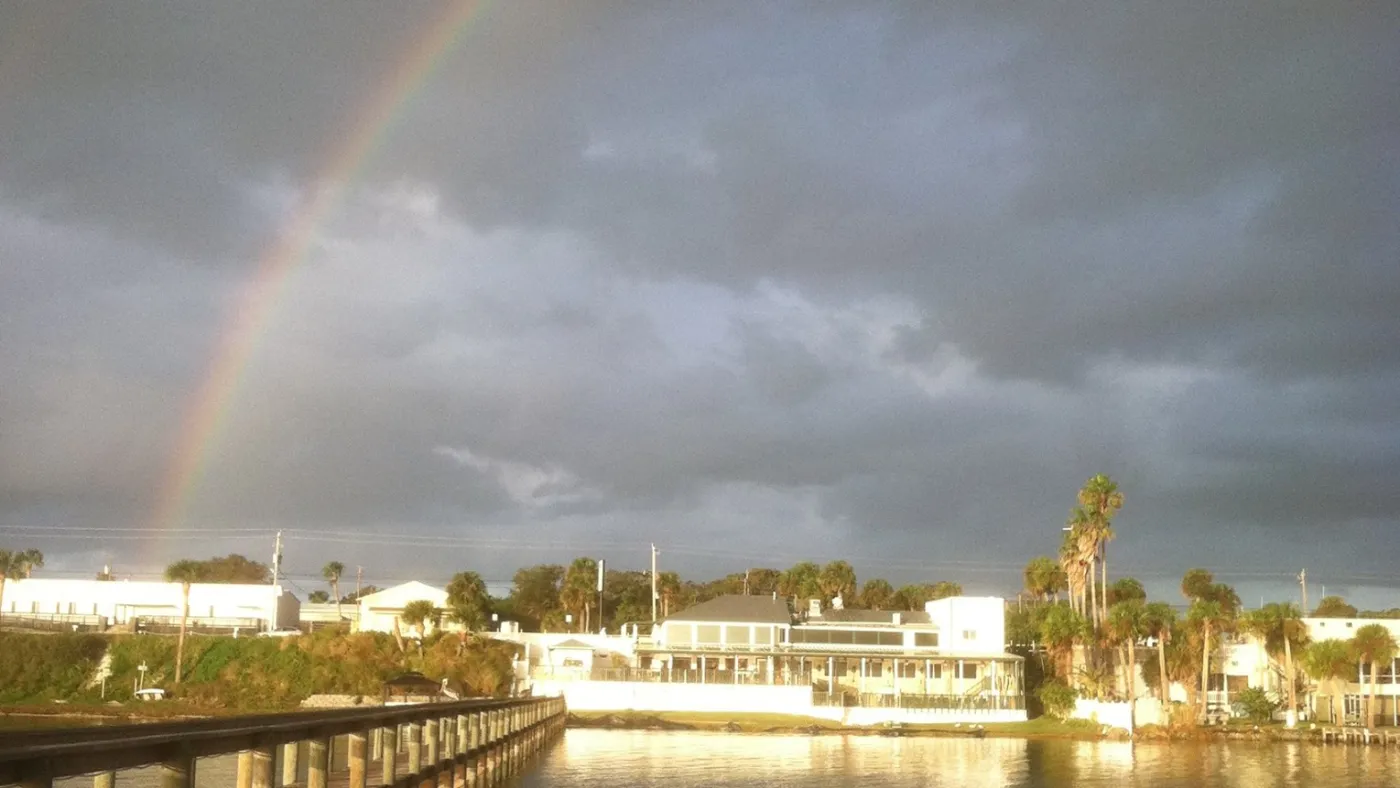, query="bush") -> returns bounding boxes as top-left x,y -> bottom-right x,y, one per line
1037,680 -> 1079,719
1234,686 -> 1279,723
